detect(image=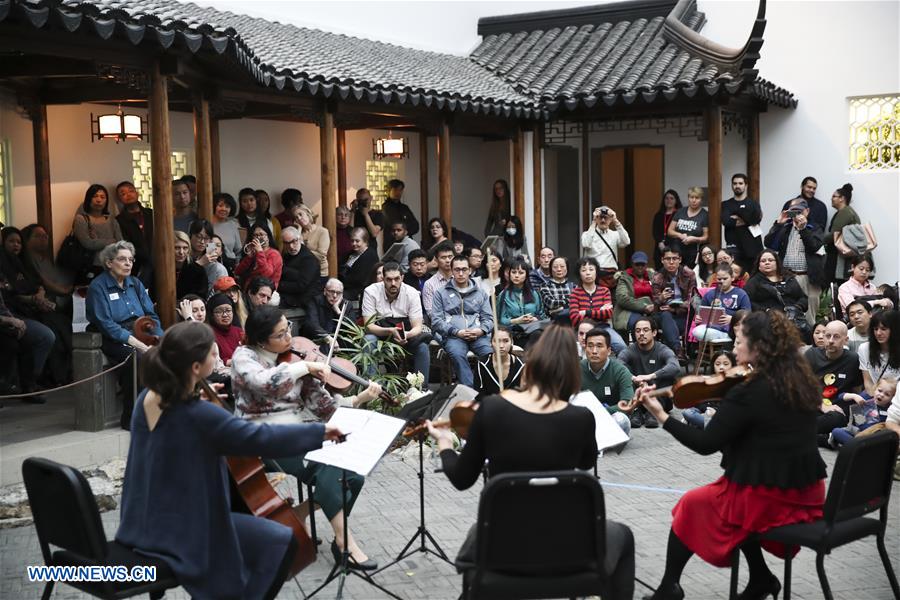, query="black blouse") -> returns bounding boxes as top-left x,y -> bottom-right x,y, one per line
440,395 -> 597,491
743,272 -> 807,313
663,376 -> 827,489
